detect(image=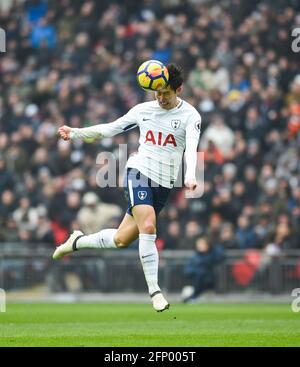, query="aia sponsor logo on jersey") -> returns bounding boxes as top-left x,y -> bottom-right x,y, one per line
144,130 -> 177,147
